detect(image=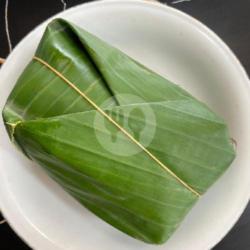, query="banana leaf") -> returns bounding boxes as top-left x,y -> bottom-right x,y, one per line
2,18 -> 235,244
